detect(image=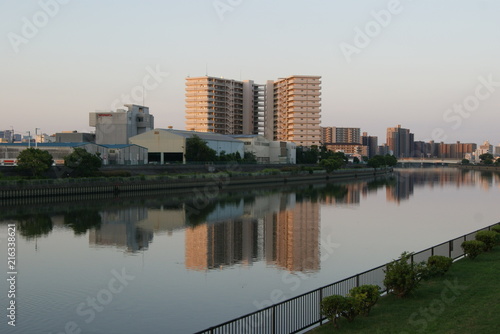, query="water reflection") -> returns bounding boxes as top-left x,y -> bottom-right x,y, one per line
18,214 -> 53,240
89,208 -> 153,252
185,195 -> 320,272
4,168 -> 500,267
